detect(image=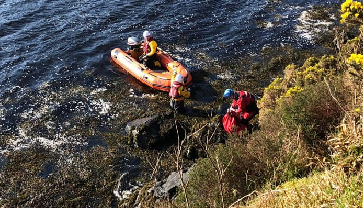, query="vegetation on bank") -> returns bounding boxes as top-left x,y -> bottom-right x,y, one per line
167,1 -> 363,207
